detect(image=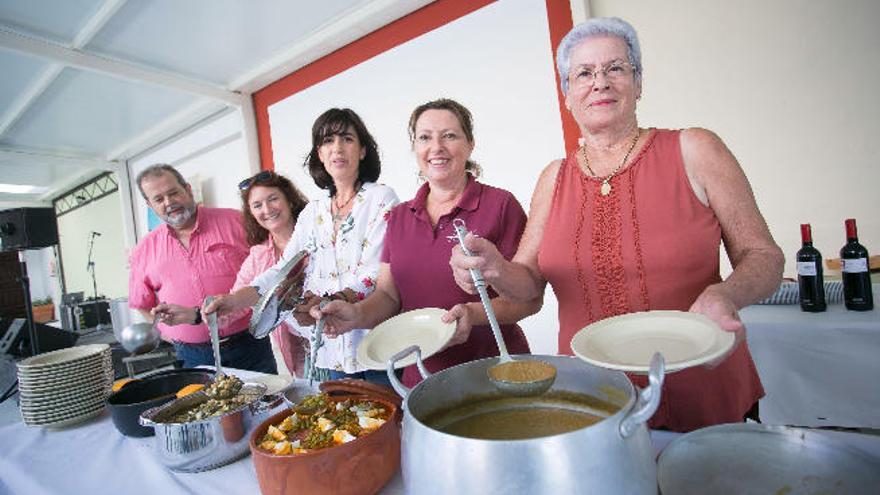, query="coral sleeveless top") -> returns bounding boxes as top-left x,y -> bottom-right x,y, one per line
538,129 -> 763,431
